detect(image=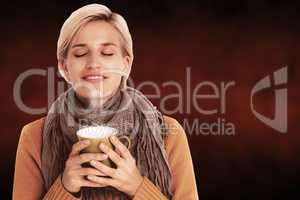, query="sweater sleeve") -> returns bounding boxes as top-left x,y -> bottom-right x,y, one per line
133,117 -> 198,200
13,123 -> 80,200
165,117 -> 199,200
133,176 -> 168,200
